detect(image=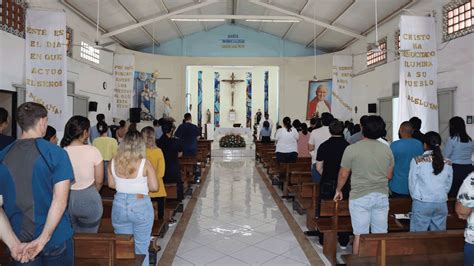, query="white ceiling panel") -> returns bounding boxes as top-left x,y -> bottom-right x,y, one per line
62,0 -> 415,51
